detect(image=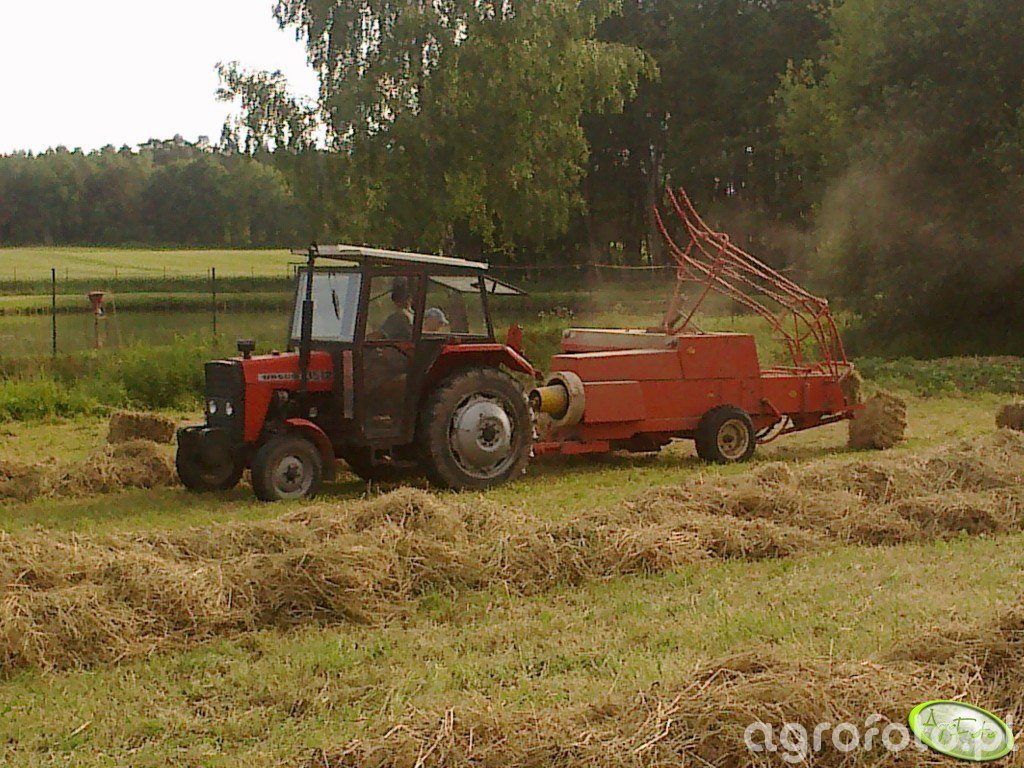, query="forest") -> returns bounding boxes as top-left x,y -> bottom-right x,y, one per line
1,0 -> 1022,353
